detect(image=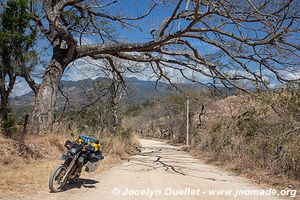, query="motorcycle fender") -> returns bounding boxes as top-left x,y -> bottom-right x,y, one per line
78,155 -> 86,165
